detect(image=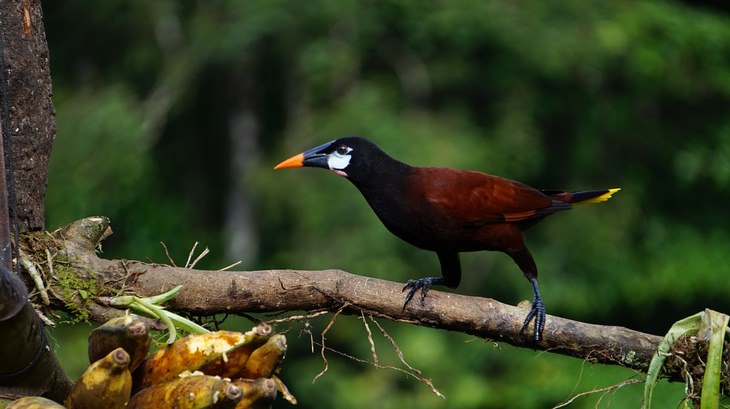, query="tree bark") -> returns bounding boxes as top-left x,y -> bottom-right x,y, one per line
0,0 -> 54,232
0,1 -> 70,402
118,264 -> 661,370
27,216 -> 729,392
